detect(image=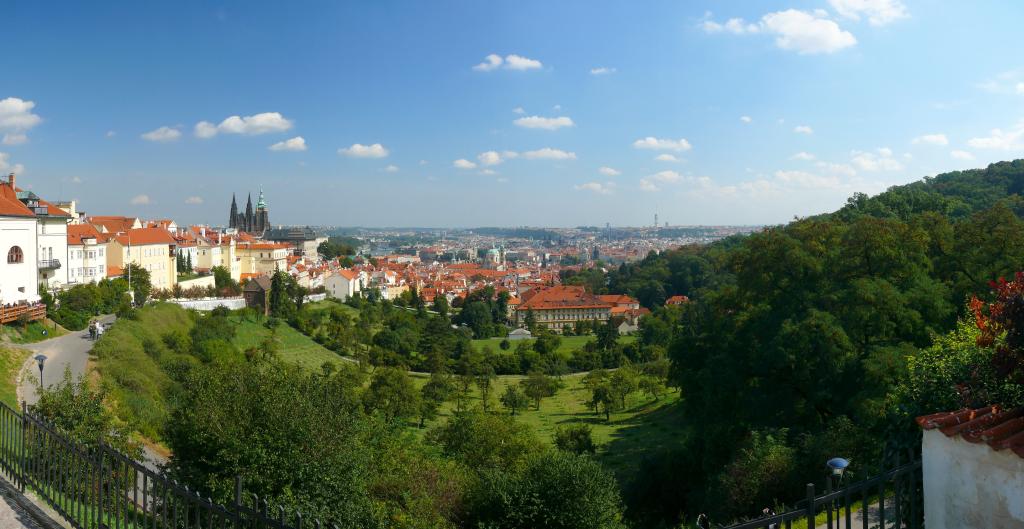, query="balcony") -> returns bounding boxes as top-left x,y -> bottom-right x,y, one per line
0,303 -> 46,324
38,259 -> 62,270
